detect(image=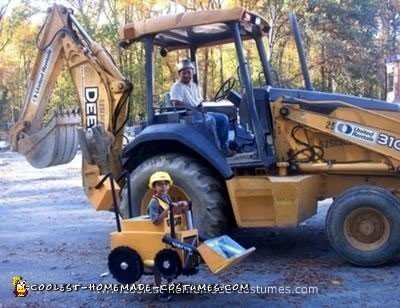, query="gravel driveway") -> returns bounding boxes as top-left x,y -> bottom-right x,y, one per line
1,152 -> 399,307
